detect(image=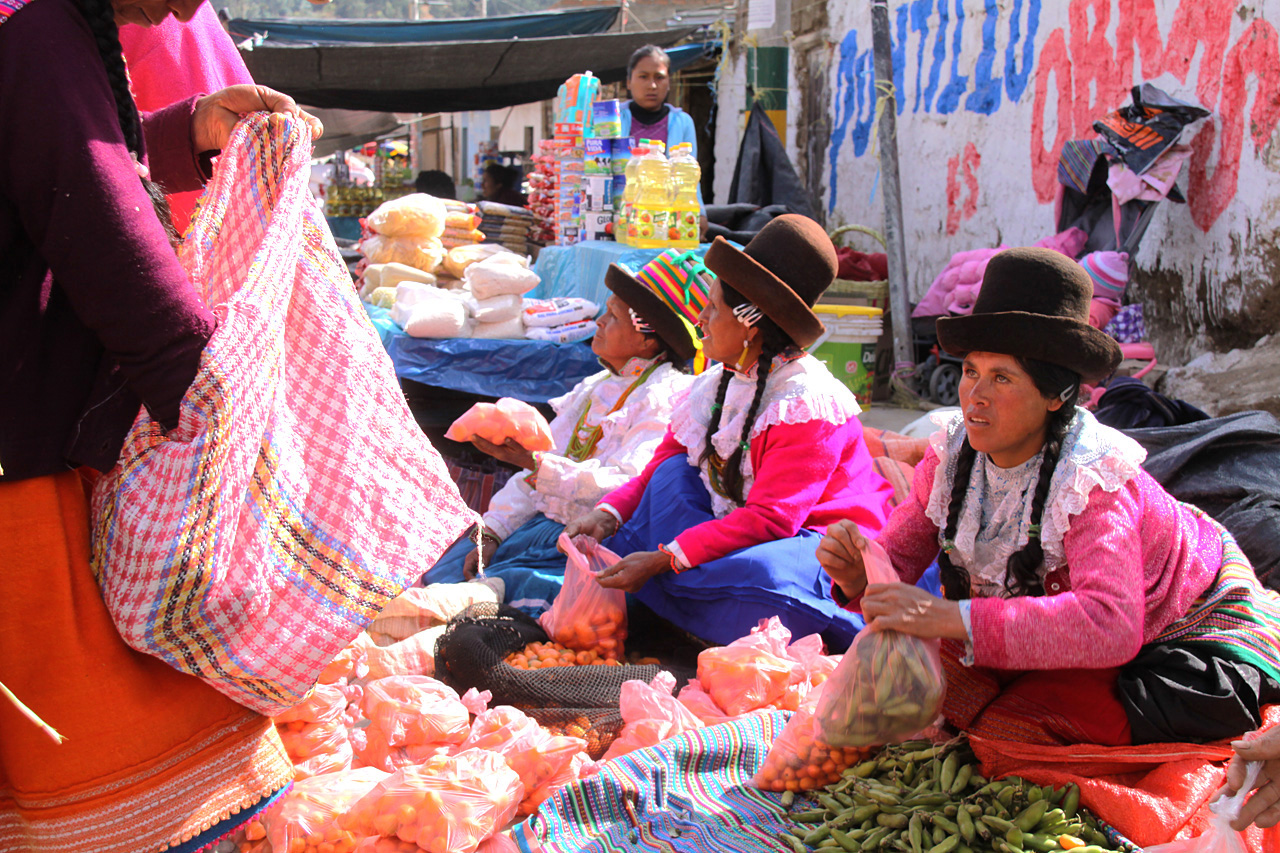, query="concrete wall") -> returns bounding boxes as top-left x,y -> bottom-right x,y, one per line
820,0 -> 1280,364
